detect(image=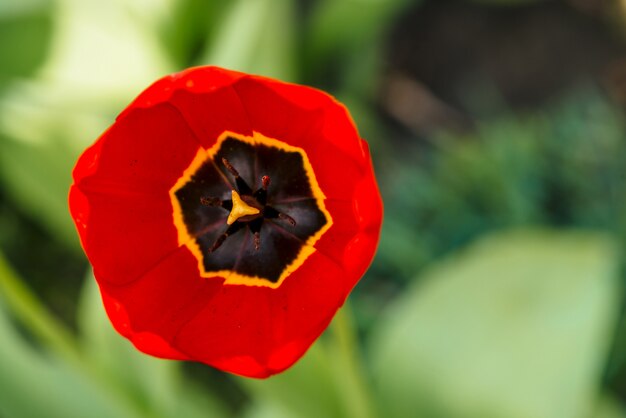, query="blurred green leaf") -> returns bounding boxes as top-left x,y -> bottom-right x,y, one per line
78,275 -> 178,417
0,253 -> 140,418
0,0 -> 52,83
77,274 -> 228,418
370,229 -> 621,418
376,215 -> 434,279
0,0 -> 175,247
464,0 -> 544,5
241,401 -> 293,418
160,0 -> 230,67
0,308 -> 138,418
0,251 -> 79,362
238,341 -> 342,418
593,394 -> 626,418
0,133 -> 82,248
0,0 -> 48,15
199,0 -> 296,81
375,91 -> 626,282
239,306 -> 377,418
304,0 -> 414,94
40,0 -> 171,98
307,0 -> 414,62
326,307 -> 377,418
0,78 -> 121,248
